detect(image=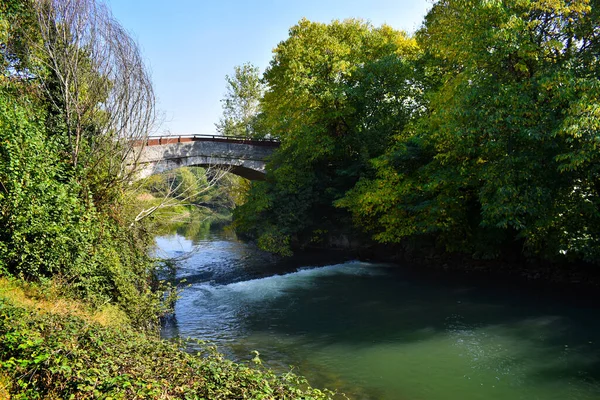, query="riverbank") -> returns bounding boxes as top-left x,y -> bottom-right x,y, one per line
0,277 -> 334,399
